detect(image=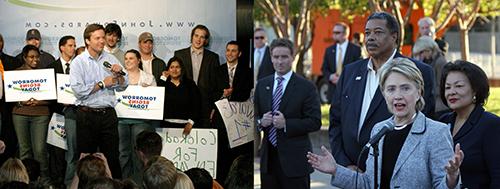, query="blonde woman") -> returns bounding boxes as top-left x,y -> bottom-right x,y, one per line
308,58 -> 464,189
0,158 -> 29,184
173,171 -> 194,189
